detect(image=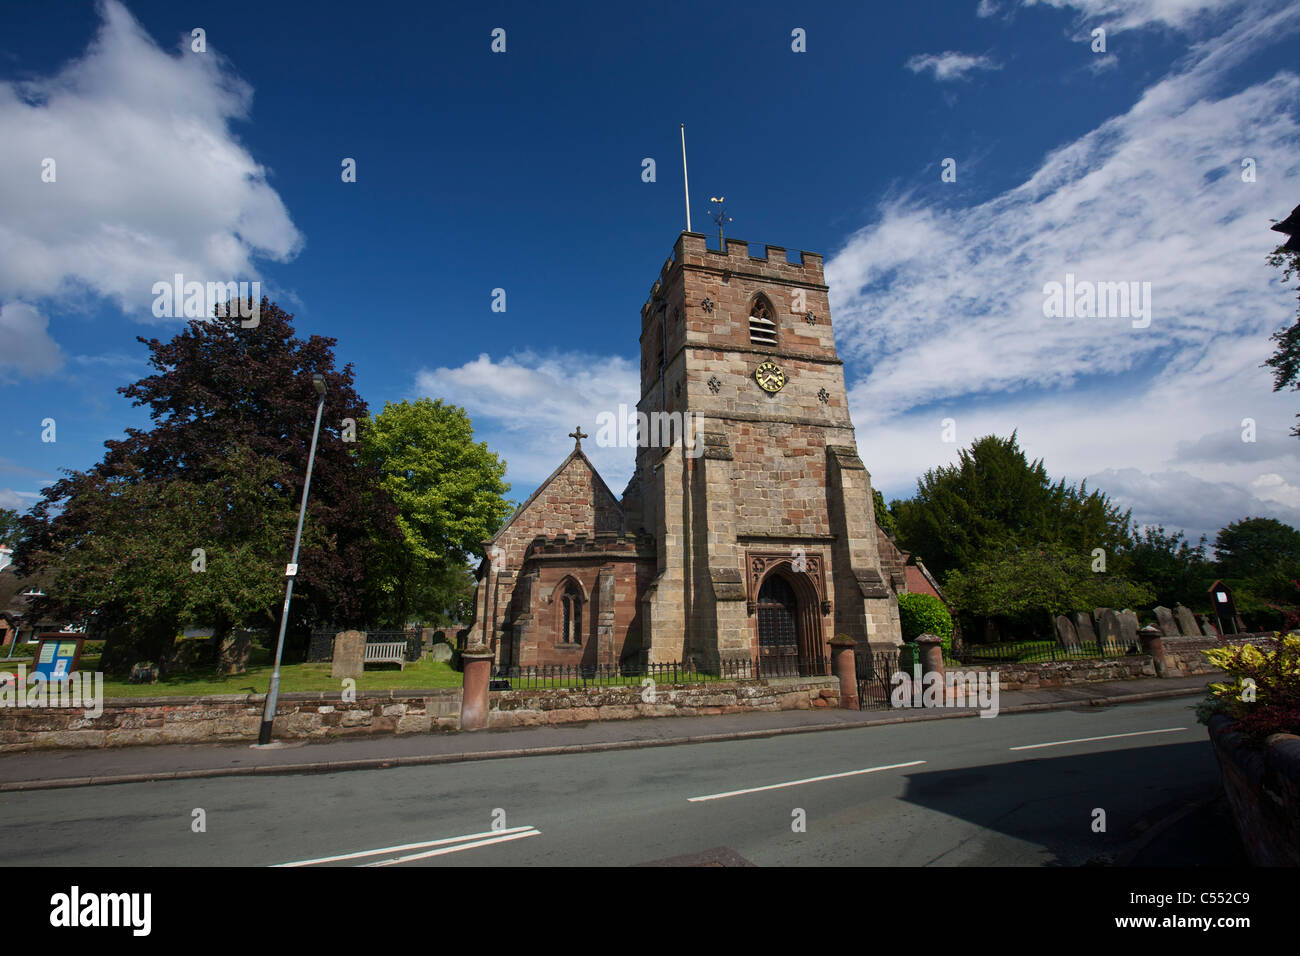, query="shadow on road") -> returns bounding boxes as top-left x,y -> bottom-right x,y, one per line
893,741 -> 1247,866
